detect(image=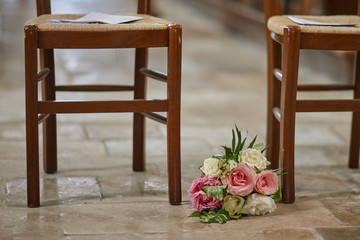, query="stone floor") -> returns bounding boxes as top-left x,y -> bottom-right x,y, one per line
1,0 -> 360,239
